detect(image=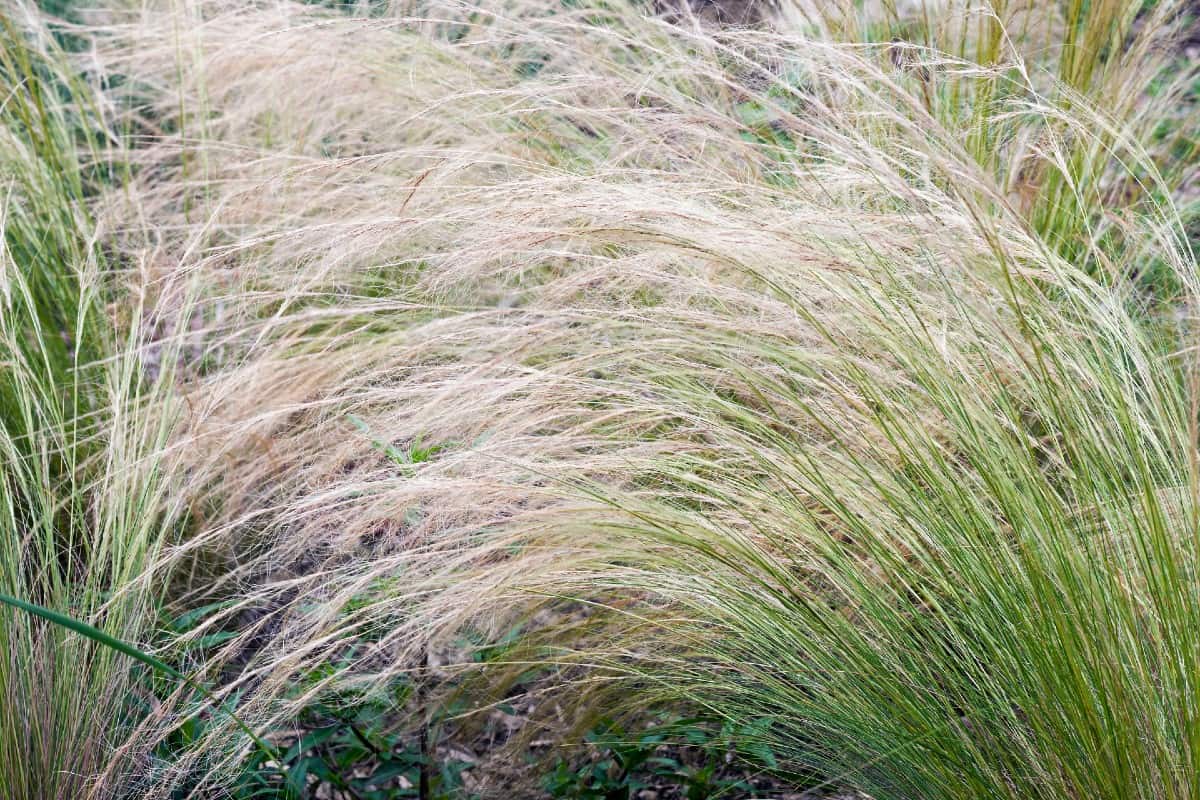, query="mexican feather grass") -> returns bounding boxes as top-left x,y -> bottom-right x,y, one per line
3,0 -> 1200,796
